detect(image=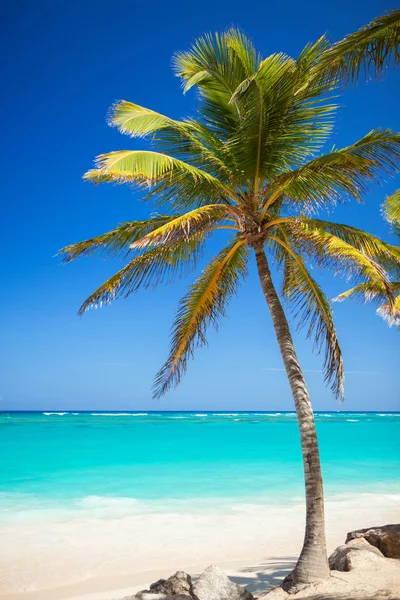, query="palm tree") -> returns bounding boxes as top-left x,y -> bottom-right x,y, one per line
335,189 -> 400,326
60,12 -> 400,589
